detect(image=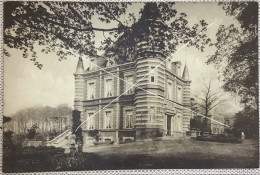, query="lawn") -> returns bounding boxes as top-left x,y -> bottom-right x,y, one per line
3,138 -> 259,172
84,138 -> 259,169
